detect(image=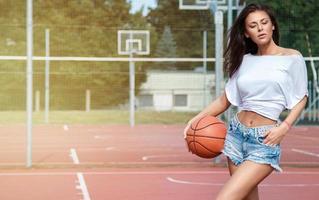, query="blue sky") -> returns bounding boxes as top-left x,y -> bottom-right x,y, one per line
127,0 -> 157,16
